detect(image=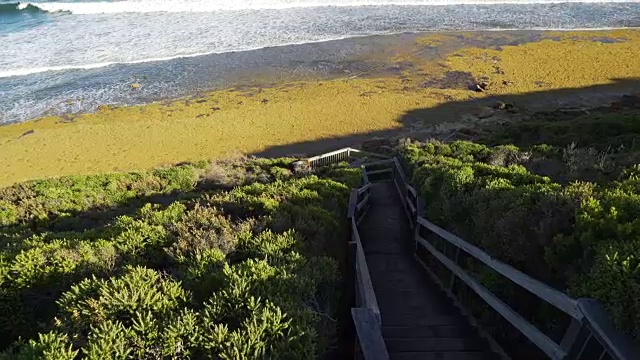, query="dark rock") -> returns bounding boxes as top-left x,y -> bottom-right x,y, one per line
19,130 -> 35,138
502,80 -> 513,86
611,95 -> 640,110
424,71 -> 476,90
504,103 -> 520,113
493,101 -> 507,110
474,82 -> 489,92
476,107 -> 495,119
